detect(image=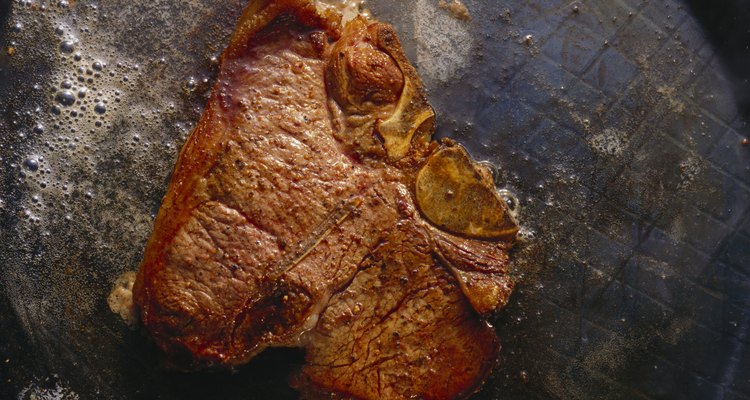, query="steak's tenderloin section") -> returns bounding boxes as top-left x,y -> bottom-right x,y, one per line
132,1 -> 518,398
